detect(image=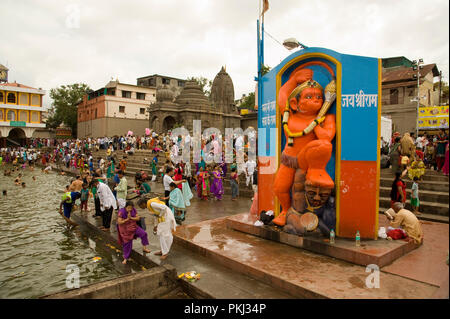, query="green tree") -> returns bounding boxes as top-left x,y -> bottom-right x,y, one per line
238,92 -> 256,110
434,81 -> 449,105
187,76 -> 212,96
261,64 -> 271,76
46,83 -> 91,137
